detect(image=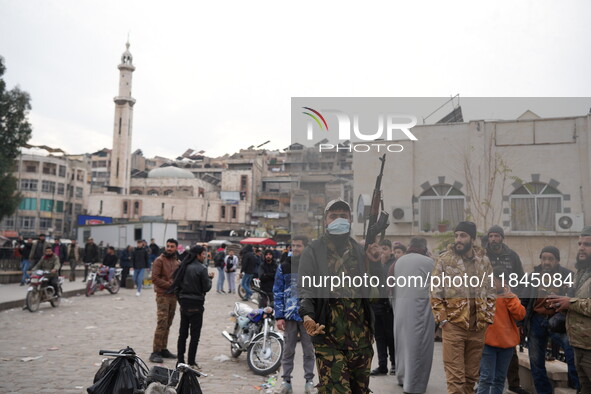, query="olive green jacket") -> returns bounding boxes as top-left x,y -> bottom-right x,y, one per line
567,263 -> 591,350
